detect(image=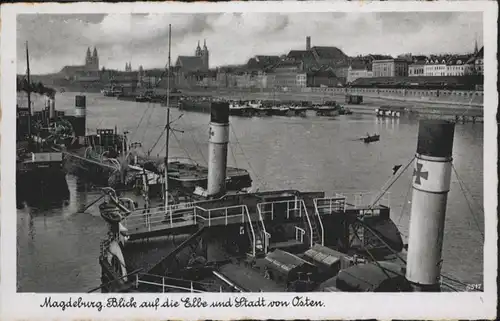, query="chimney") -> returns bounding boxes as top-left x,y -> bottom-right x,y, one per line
74,95 -> 87,143
49,97 -> 55,120
207,102 -> 230,197
306,36 -> 311,51
405,120 -> 455,292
